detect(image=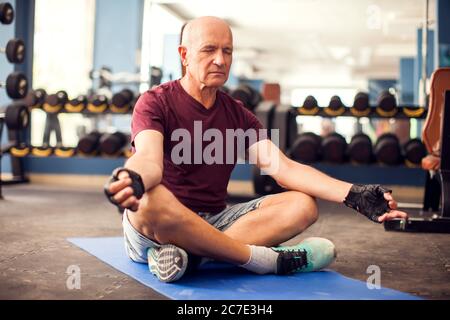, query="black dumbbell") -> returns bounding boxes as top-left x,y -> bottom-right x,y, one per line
289,132 -> 322,163
403,138 -> 427,167
43,90 -> 68,113
351,92 -> 370,116
110,89 -> 134,113
252,165 -> 284,196
87,94 -> 108,113
10,142 -> 30,157
347,133 -> 373,164
376,91 -> 397,116
0,2 -> 14,24
98,132 -> 128,156
324,95 -> 345,116
31,145 -> 53,157
0,72 -> 28,99
77,131 -> 102,155
299,95 -> 319,115
0,39 -> 25,64
24,88 -> 47,108
321,132 -> 347,163
374,133 -> 403,165
231,84 -> 262,112
65,95 -> 87,113
4,102 -> 29,130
